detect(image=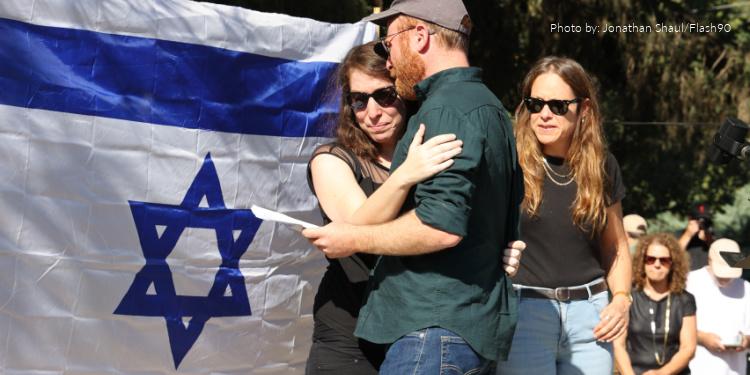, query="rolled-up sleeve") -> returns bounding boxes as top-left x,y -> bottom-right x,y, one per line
412,108 -> 484,237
